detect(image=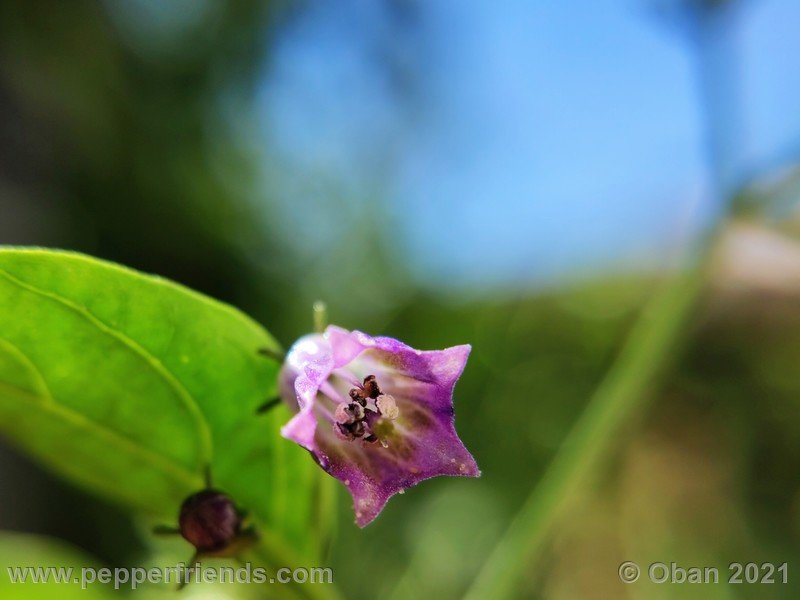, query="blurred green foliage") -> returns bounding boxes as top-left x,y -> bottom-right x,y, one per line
0,249 -> 335,568
0,532 -> 110,599
1,1 -> 800,599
